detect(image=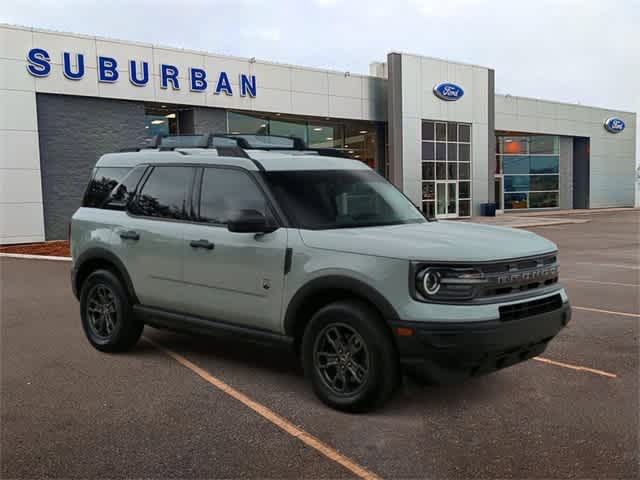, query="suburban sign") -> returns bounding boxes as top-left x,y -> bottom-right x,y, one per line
433,82 -> 464,101
26,47 -> 257,97
603,117 -> 625,134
